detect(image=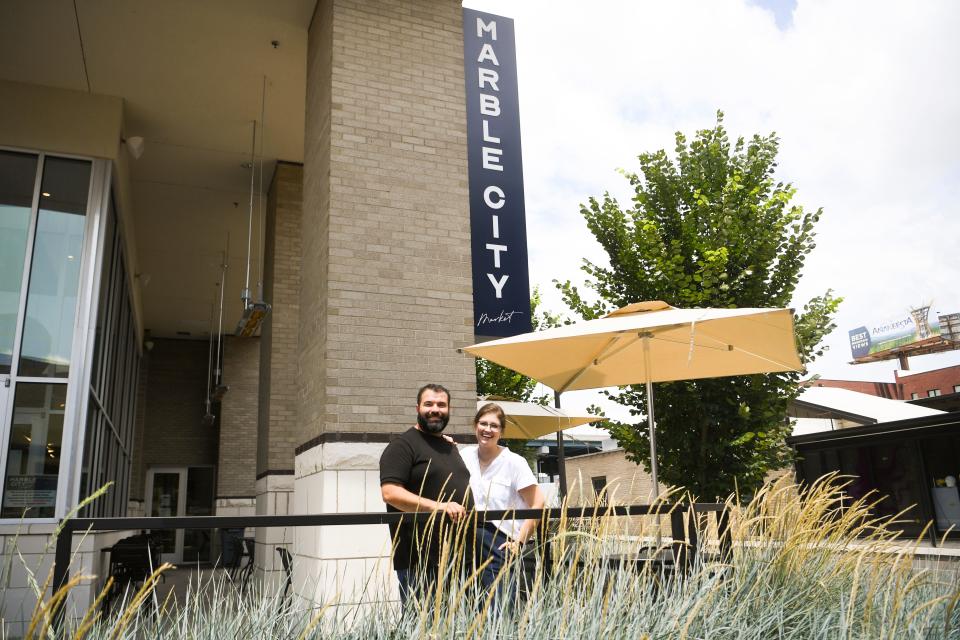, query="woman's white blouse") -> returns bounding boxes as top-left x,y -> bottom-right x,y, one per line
461,445 -> 537,540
